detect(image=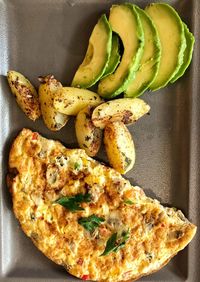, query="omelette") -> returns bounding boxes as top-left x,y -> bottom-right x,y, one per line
7,129 -> 196,281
